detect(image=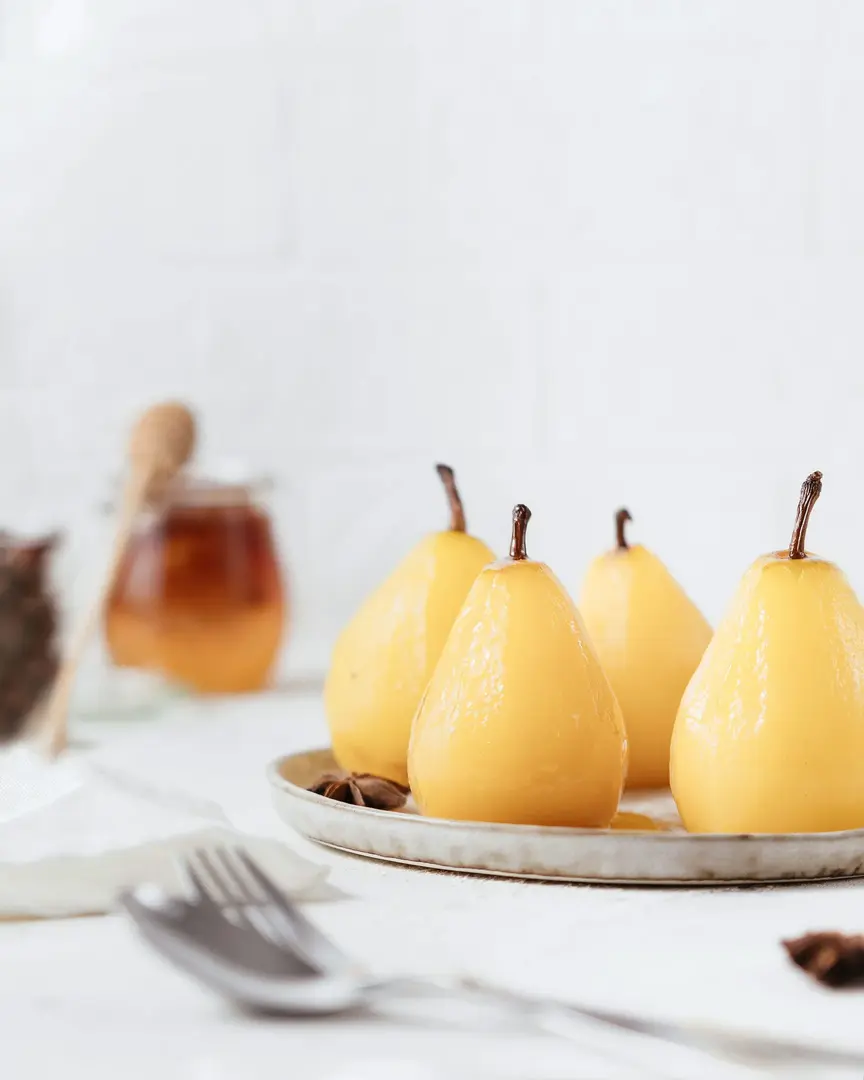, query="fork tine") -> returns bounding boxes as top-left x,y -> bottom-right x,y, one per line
234,847 -> 311,918
188,848 -> 277,942
182,852 -> 222,906
208,846 -> 305,951
234,847 -> 352,969
195,848 -> 242,905
213,847 -> 259,904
